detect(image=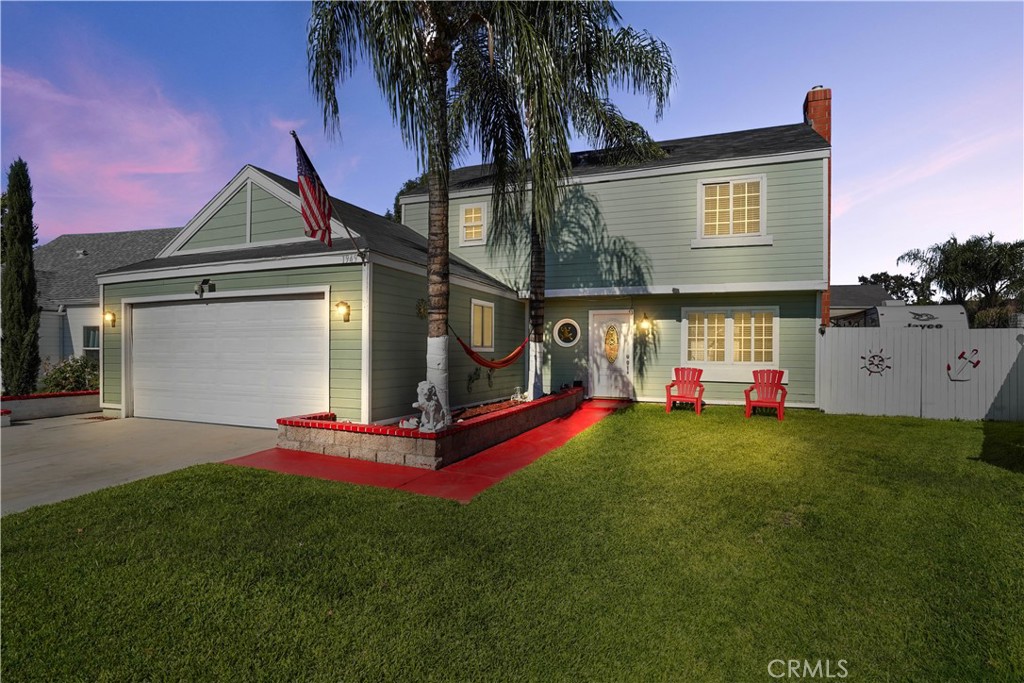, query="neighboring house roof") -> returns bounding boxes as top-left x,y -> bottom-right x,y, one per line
33,227 -> 182,306
101,167 -> 514,293
402,122 -> 830,196
830,284 -> 896,309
